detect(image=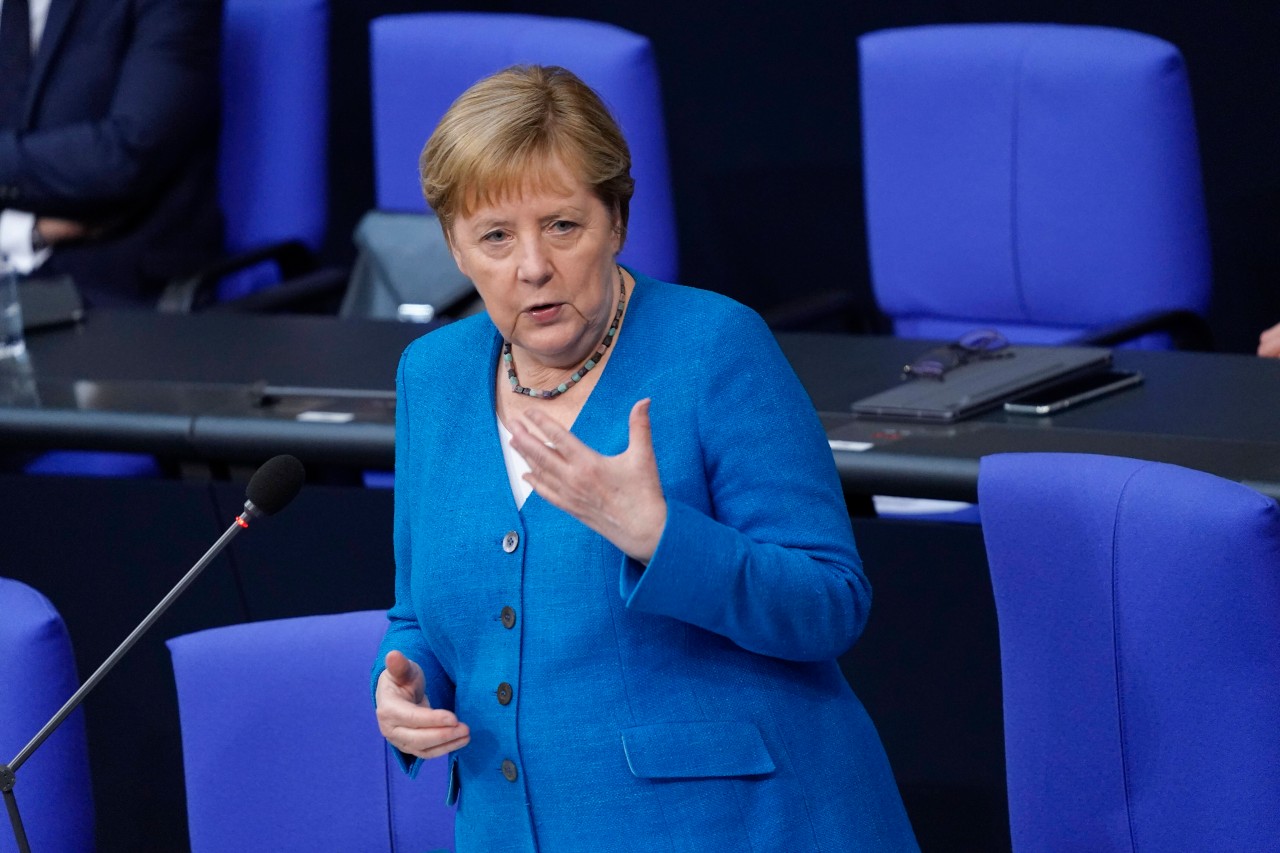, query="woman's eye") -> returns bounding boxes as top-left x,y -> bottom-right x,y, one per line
550,220 -> 578,234
482,230 -> 507,243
